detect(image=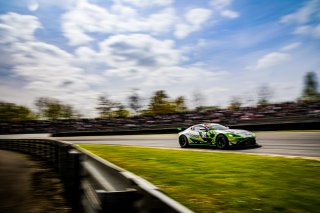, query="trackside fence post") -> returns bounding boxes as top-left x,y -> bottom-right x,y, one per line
67,150 -> 83,213
97,190 -> 140,213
